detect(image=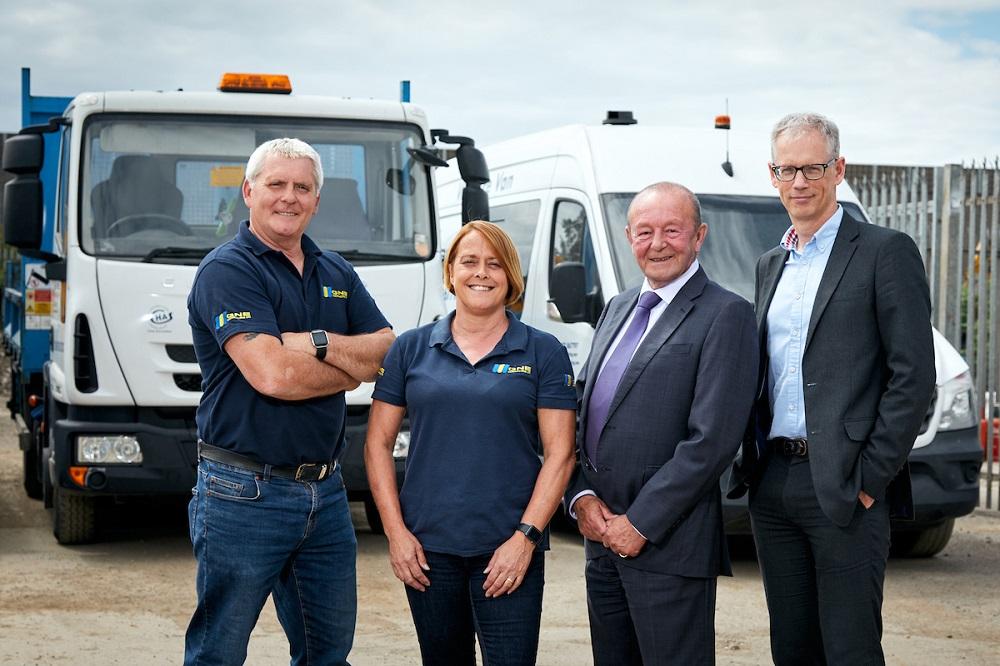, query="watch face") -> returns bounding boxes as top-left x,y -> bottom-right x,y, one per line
311,330 -> 328,347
